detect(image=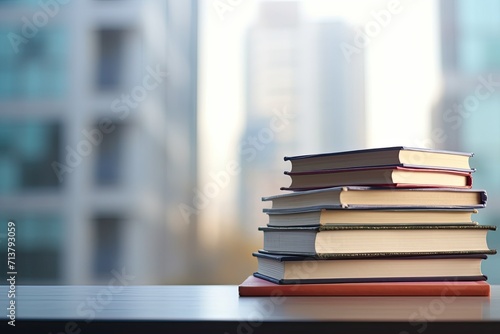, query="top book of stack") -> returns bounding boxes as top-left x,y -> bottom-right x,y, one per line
285,146 -> 474,172
282,147 -> 475,190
